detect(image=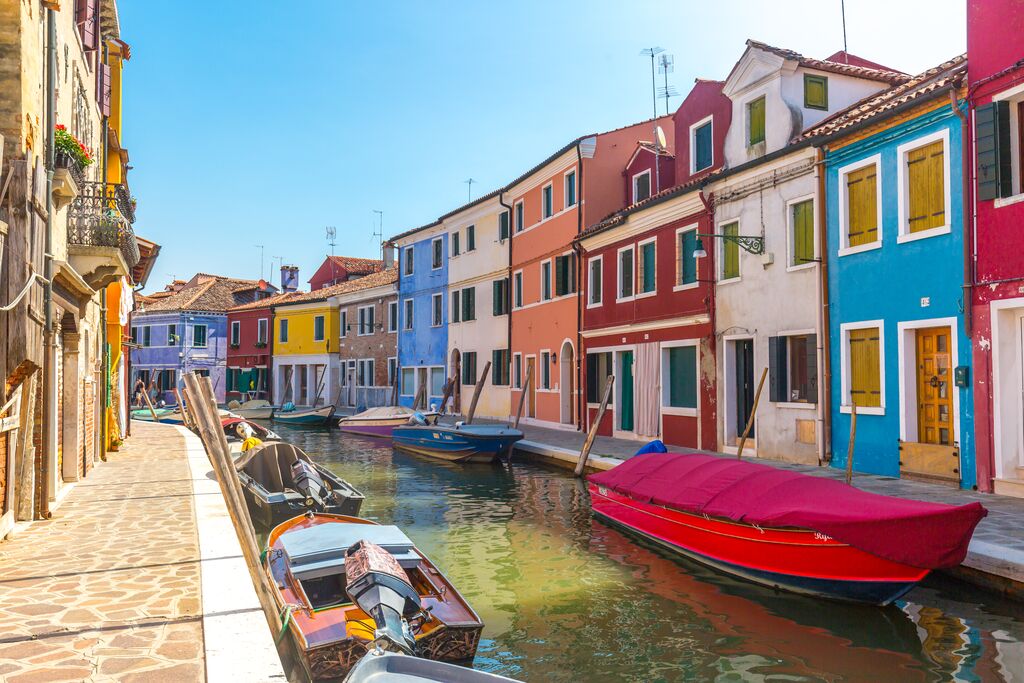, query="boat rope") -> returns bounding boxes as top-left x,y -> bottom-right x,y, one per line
276,604 -> 299,645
